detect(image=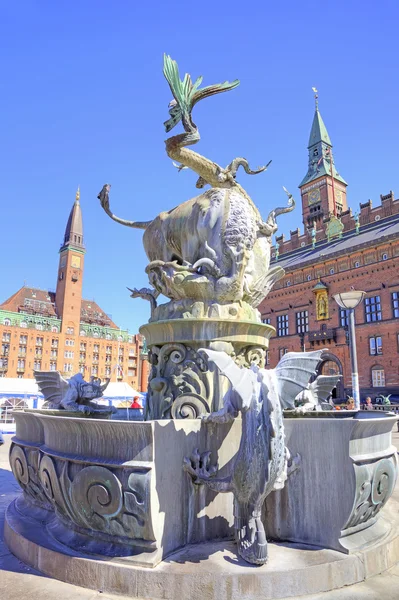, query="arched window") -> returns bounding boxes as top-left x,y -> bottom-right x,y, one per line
93,332 -> 99,338
20,321 -> 27,328
3,318 -> 11,326
382,253 -> 388,261
80,330 -> 86,336
106,333 -> 111,340
36,323 -> 43,331
371,365 -> 385,387
51,326 -> 59,333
